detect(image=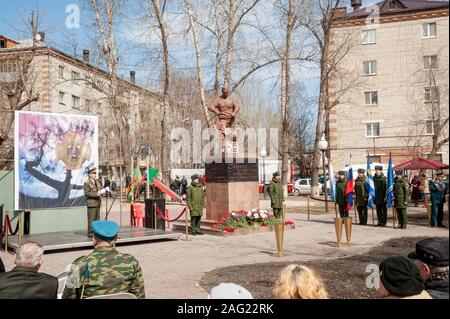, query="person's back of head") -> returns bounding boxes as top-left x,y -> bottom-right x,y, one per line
208,283 -> 253,299
14,241 -> 44,270
273,265 -> 328,299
